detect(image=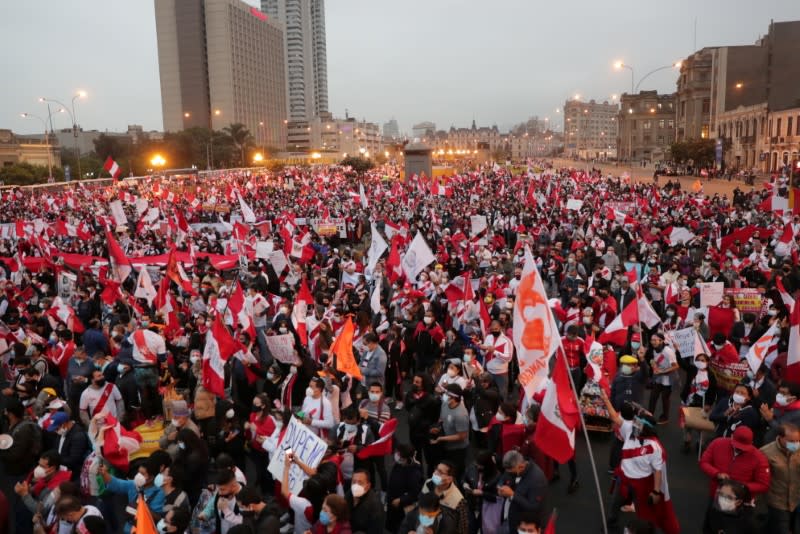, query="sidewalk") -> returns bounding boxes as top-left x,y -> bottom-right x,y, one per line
551,158 -> 768,197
